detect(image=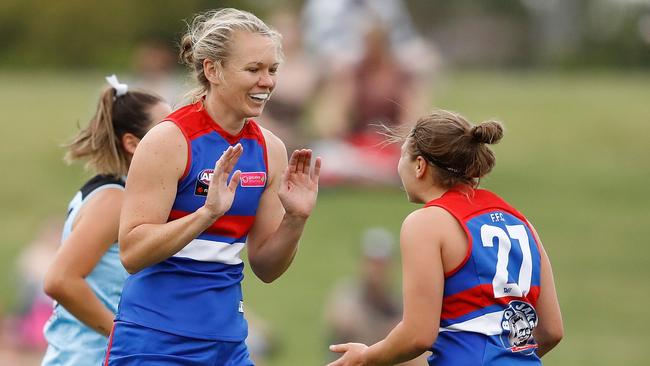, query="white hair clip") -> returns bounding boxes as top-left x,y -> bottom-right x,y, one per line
105,74 -> 128,97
